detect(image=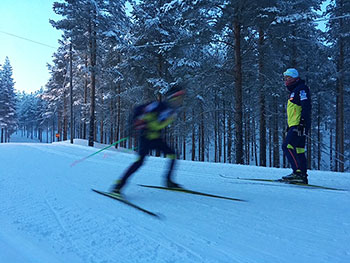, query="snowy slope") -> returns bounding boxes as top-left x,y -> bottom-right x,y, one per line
0,141 -> 349,263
